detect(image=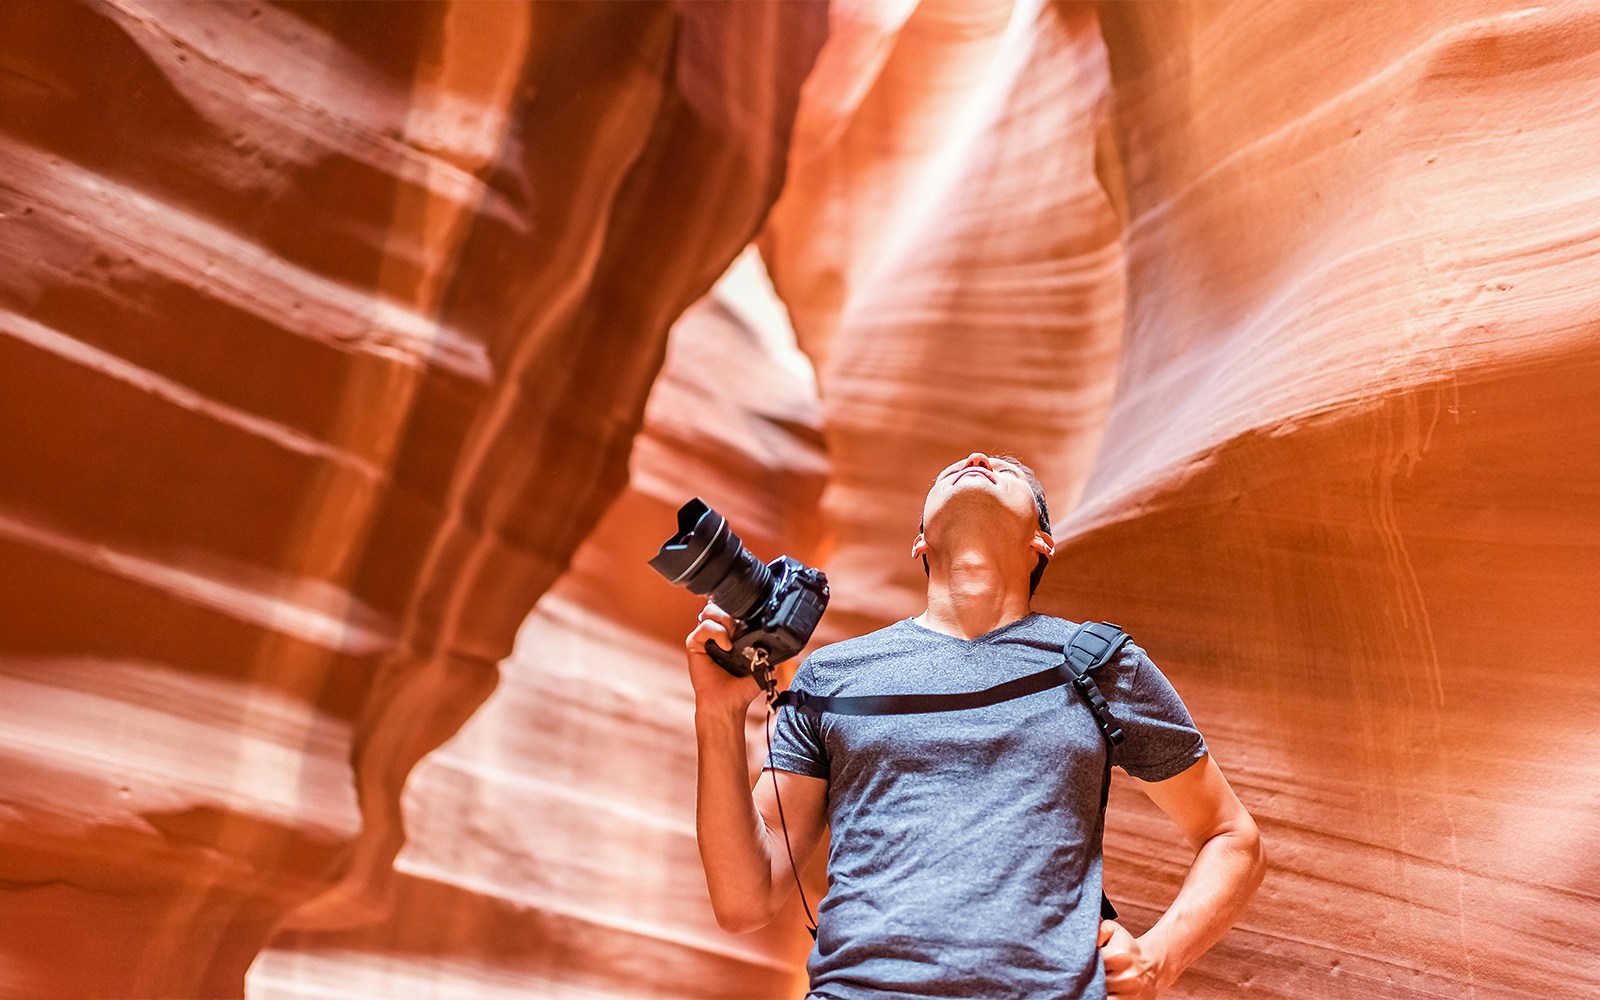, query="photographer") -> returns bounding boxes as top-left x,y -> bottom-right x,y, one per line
685,452 -> 1265,999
